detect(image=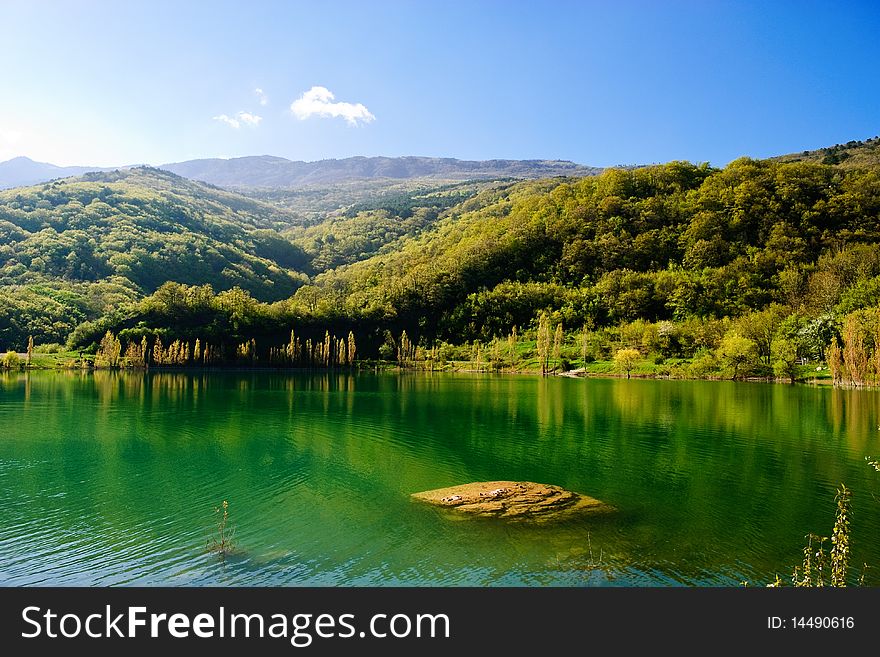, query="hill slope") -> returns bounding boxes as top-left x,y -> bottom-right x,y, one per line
773,135 -> 880,167
0,167 -> 310,346
286,156 -> 880,343
64,154 -> 880,363
5,140 -> 880,358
